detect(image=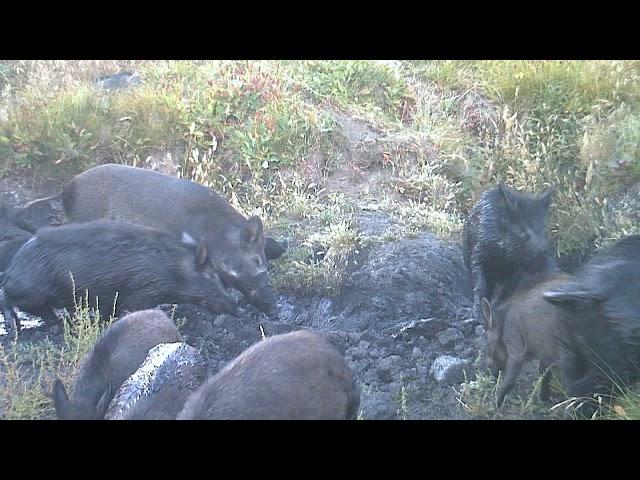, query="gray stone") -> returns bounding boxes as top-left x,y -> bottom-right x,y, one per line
430,355 -> 470,386
390,317 -> 446,340
213,316 -> 225,327
105,342 -> 207,420
436,328 -> 464,348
